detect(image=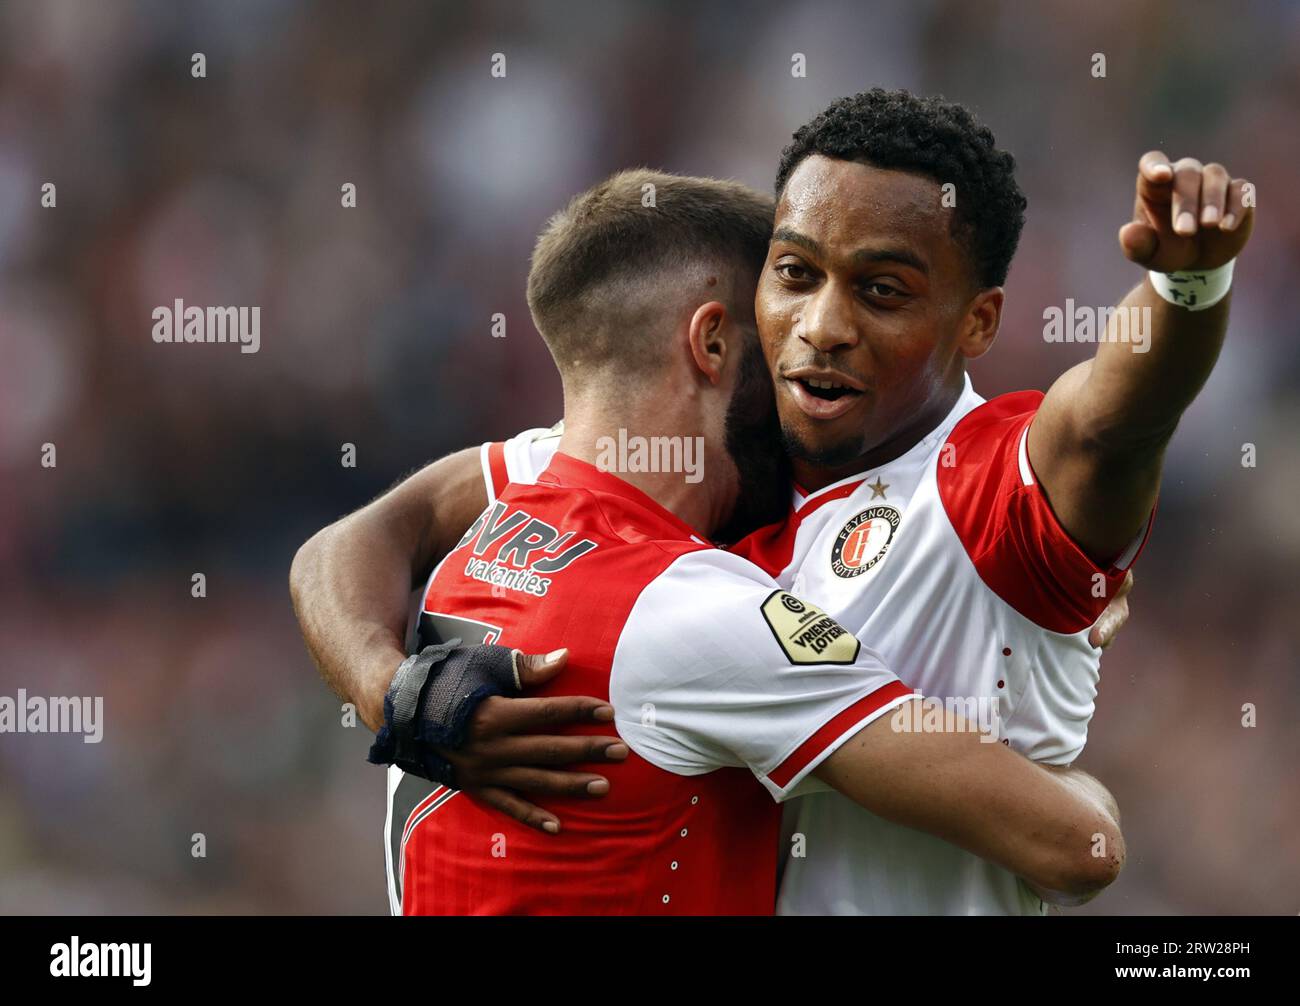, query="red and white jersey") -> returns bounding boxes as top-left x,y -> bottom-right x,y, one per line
385,450 -> 912,915
479,376 -> 1151,916
736,375 -> 1151,915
